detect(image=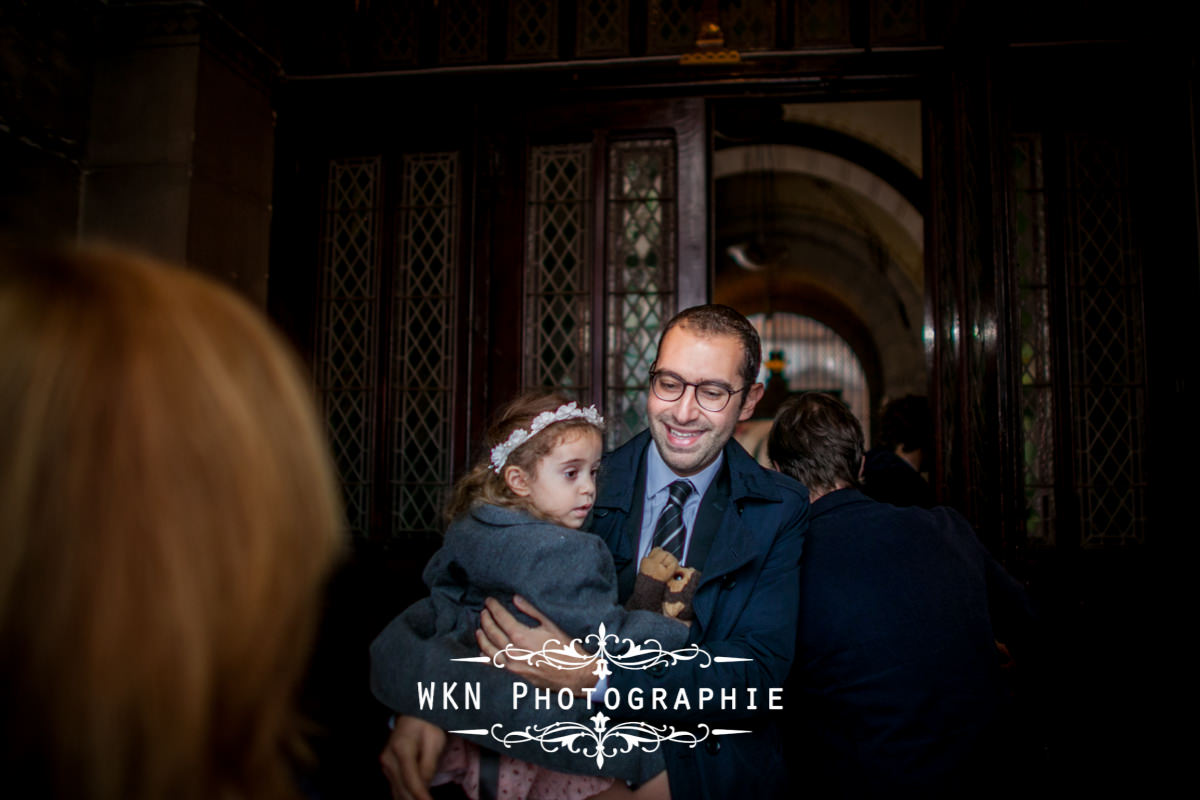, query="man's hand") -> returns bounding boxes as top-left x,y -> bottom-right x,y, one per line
476,595 -> 596,695
379,715 -> 447,800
